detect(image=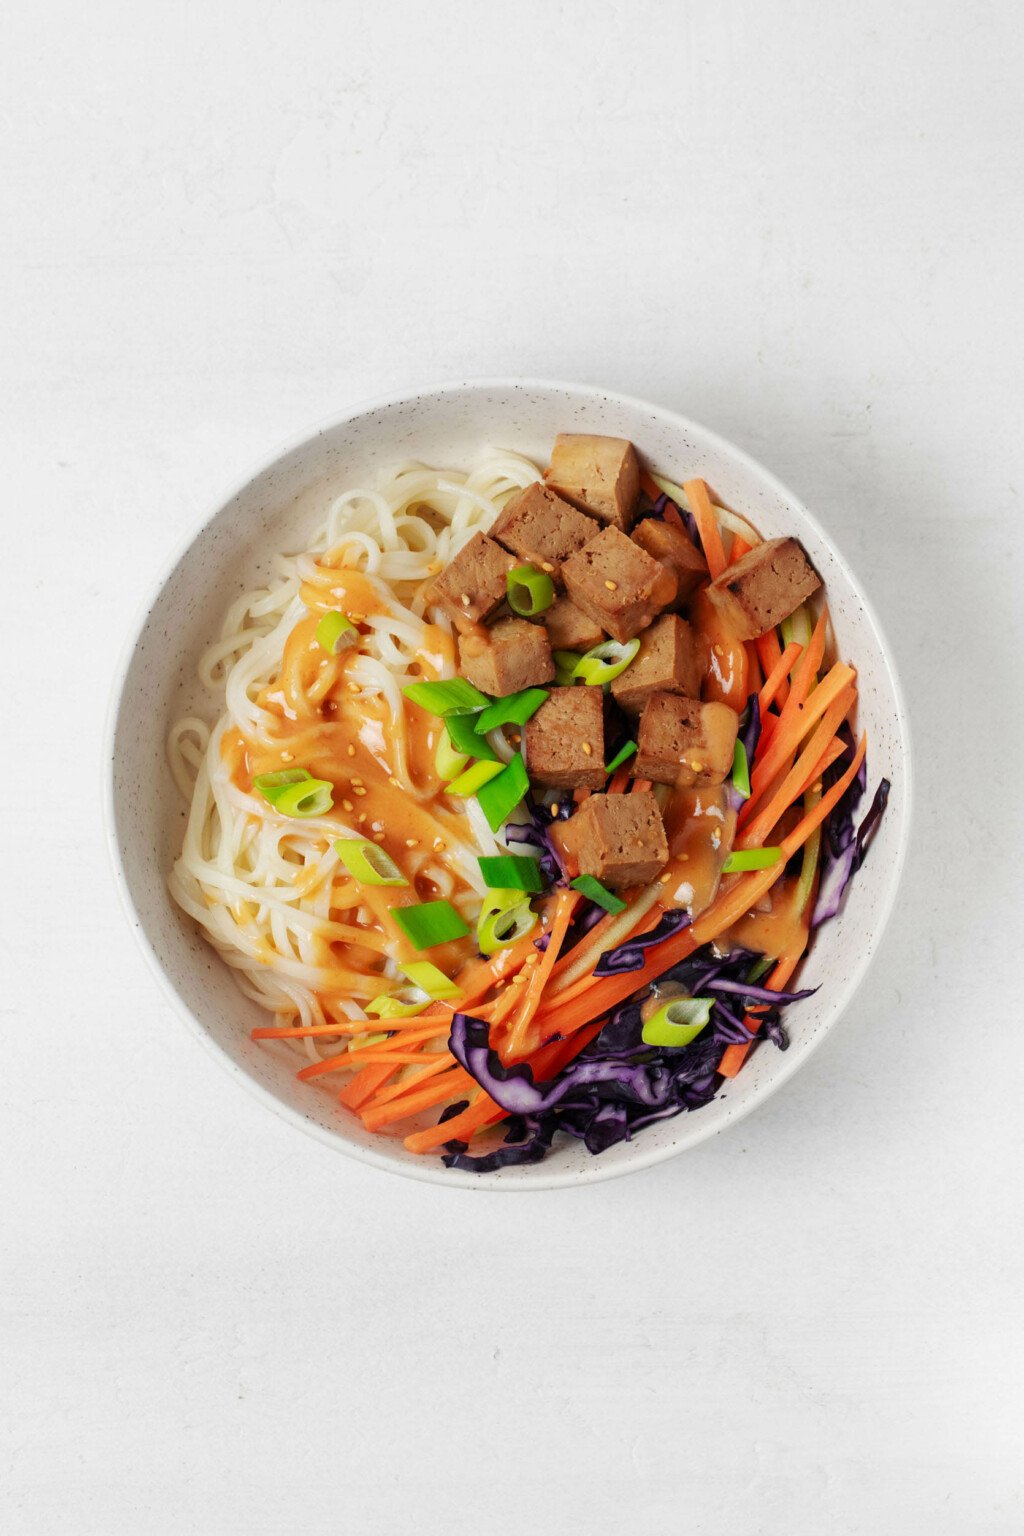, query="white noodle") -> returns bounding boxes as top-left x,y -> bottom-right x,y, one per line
167,450 -> 540,1029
